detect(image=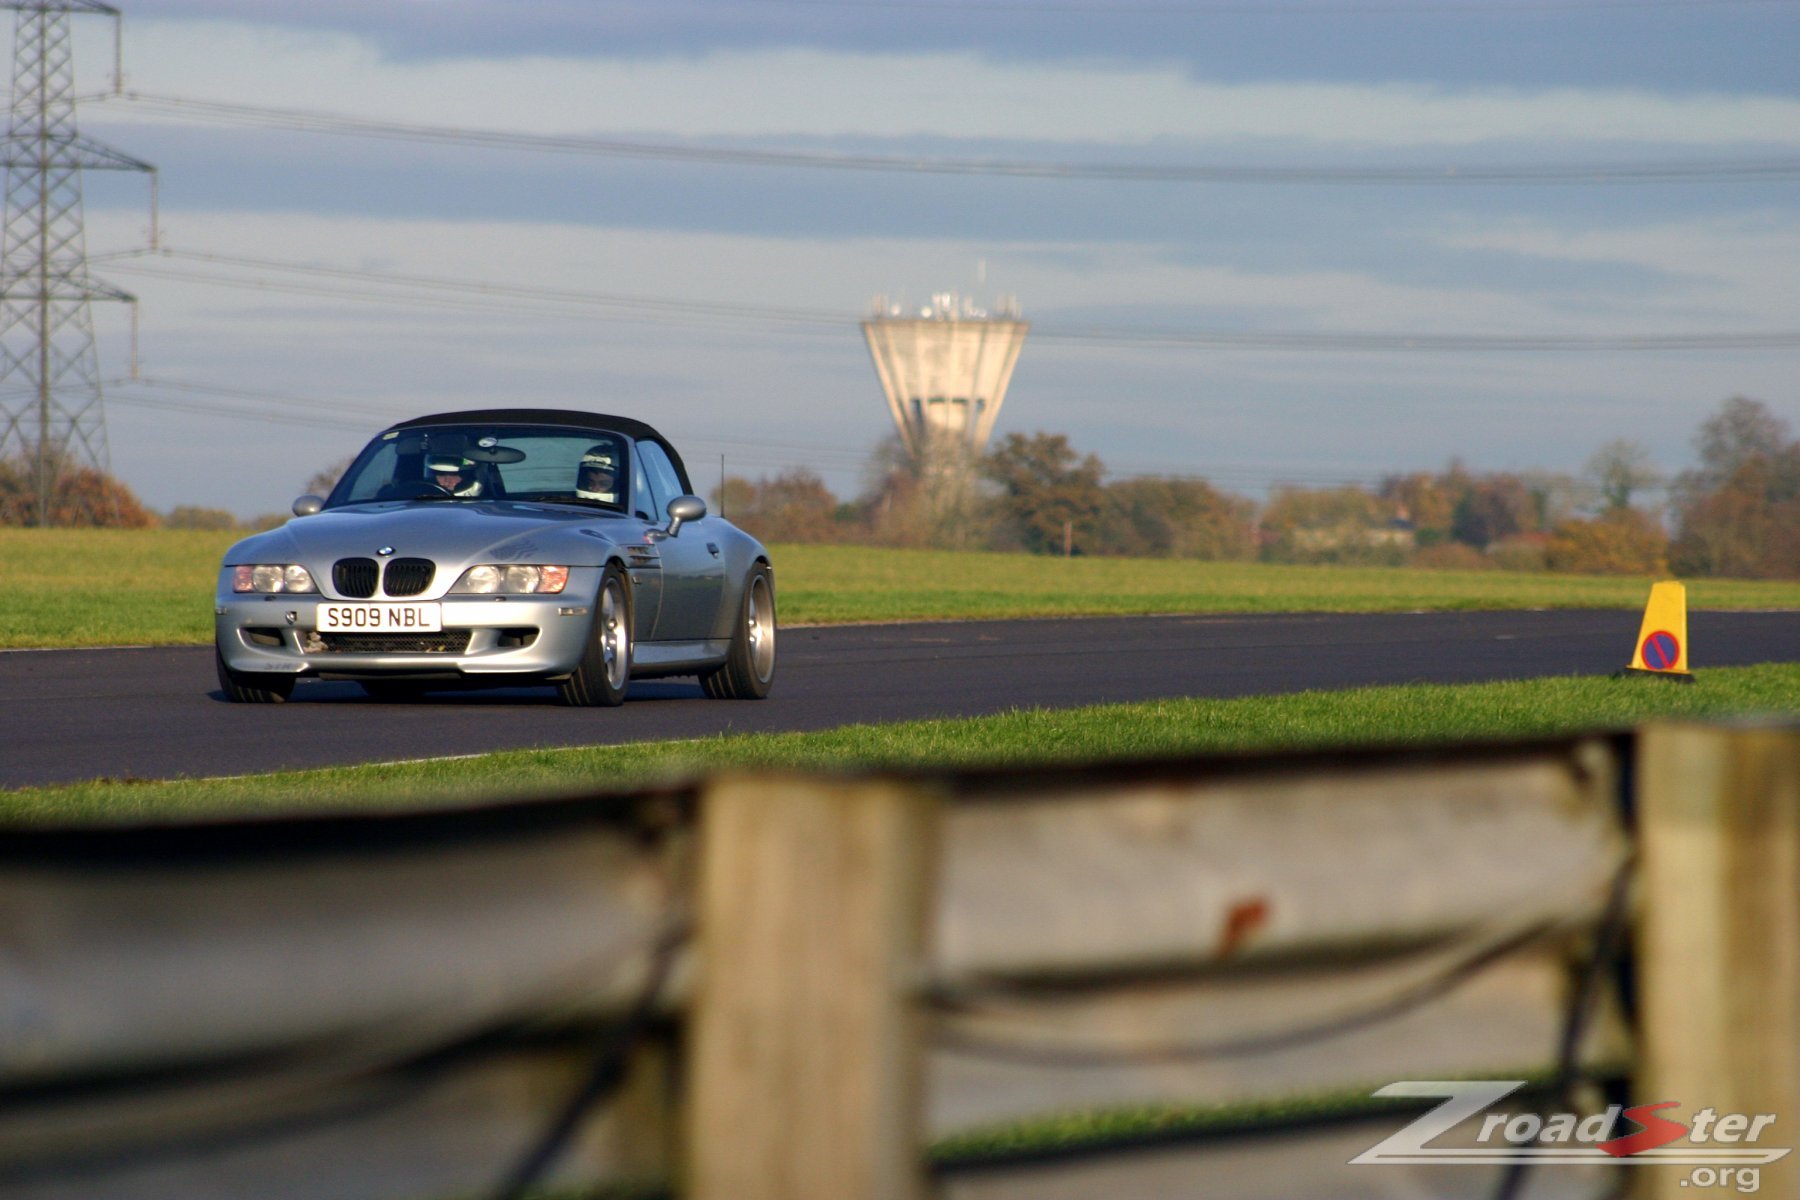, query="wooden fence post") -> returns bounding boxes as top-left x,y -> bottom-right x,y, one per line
686,775 -> 937,1200
1636,722 -> 1800,1200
